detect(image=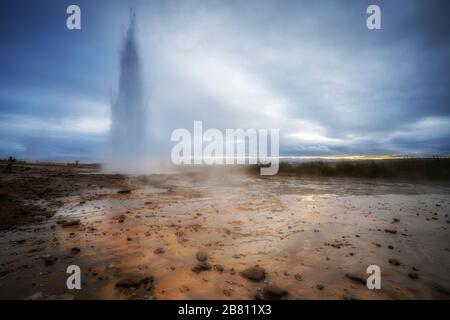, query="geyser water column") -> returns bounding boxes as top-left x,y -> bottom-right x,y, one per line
110,11 -> 147,158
